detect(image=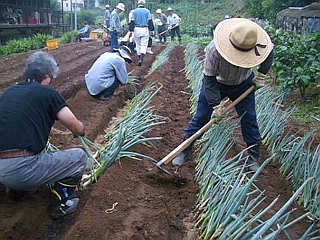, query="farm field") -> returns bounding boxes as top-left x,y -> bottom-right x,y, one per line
0,41 -> 318,239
